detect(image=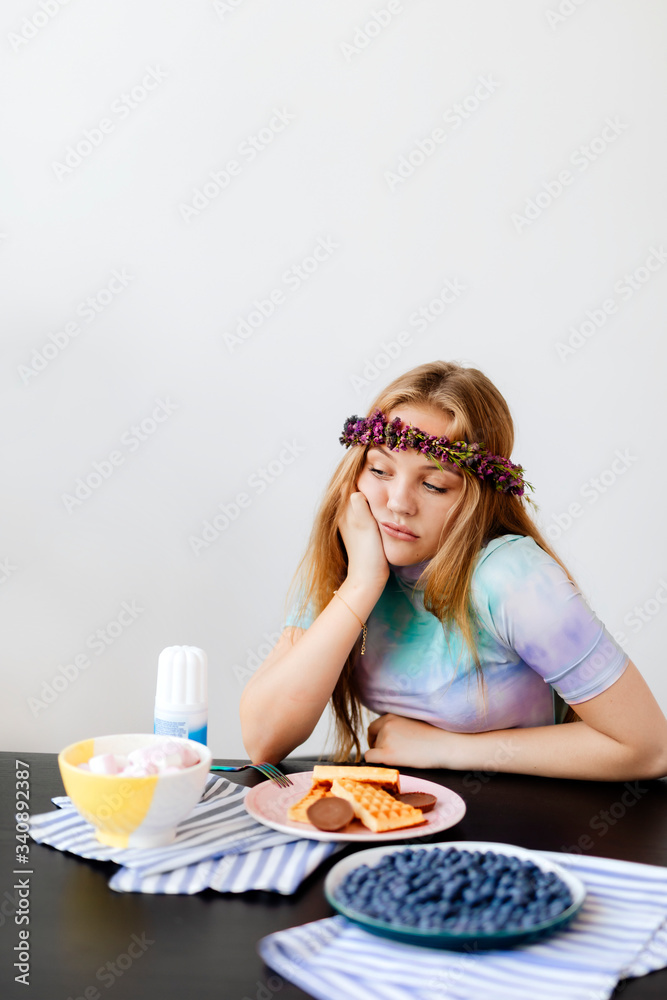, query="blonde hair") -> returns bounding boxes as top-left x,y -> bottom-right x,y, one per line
285,361 -> 575,761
